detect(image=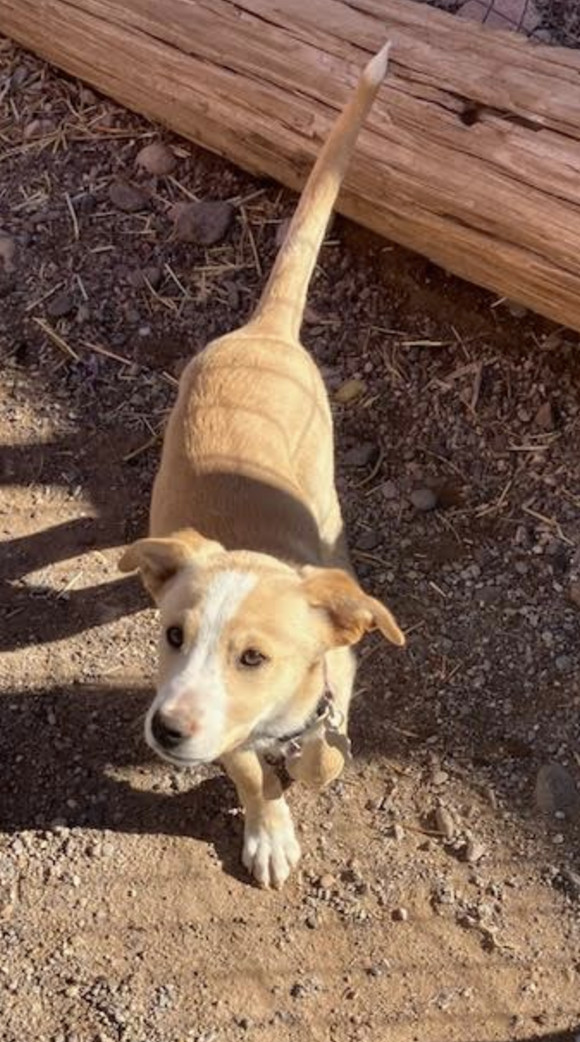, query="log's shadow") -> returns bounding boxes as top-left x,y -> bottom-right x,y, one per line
0,523 -> 148,652
1,428 -> 152,651
0,681 -> 247,882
